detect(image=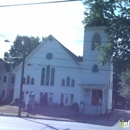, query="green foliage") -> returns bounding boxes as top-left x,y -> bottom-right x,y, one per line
118,69 -> 130,102
4,35 -> 44,67
83,0 -> 108,26
96,42 -> 113,66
